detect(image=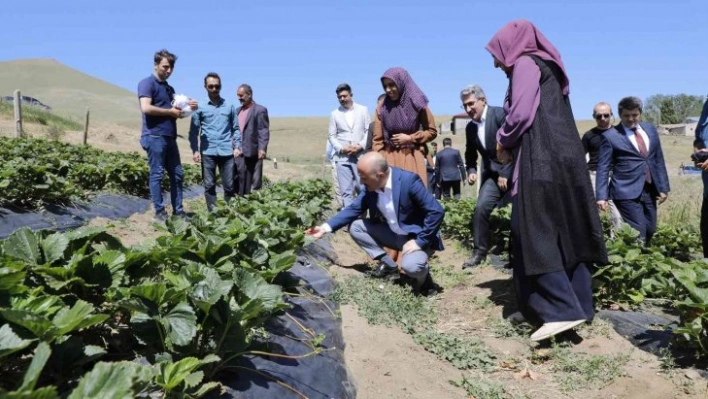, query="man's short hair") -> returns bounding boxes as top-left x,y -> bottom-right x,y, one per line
443,137 -> 452,146
238,84 -> 253,96
373,156 -> 388,173
618,96 -> 643,114
336,83 -> 352,95
154,49 -> 177,67
431,142 -> 438,147
460,84 -> 486,101
204,72 -> 221,86
592,102 -> 612,117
